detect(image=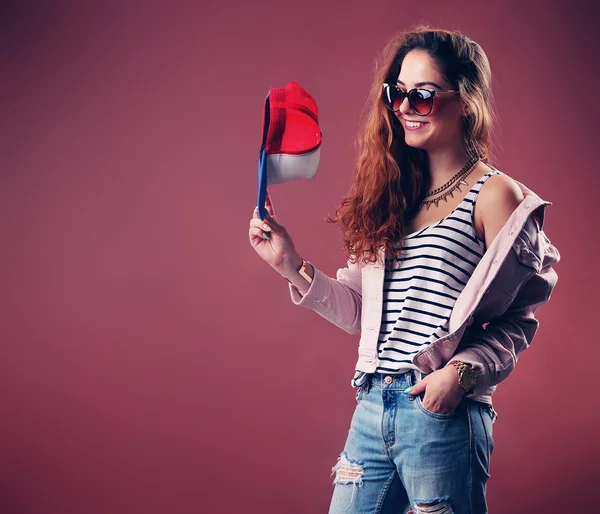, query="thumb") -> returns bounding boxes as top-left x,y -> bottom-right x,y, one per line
405,376 -> 428,395
264,207 -> 277,222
